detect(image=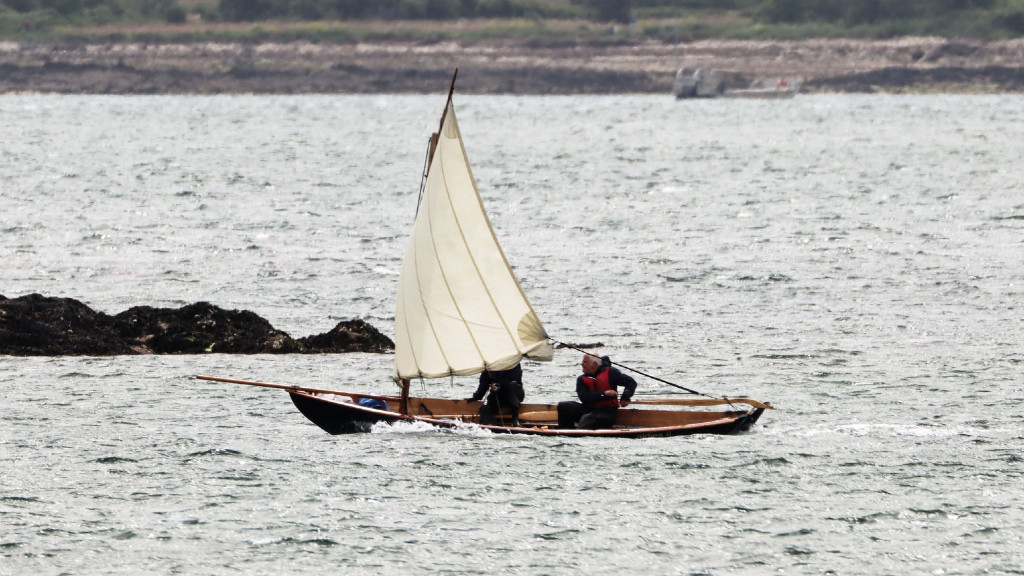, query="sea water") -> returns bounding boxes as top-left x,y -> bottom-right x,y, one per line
1,94 -> 1022,575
